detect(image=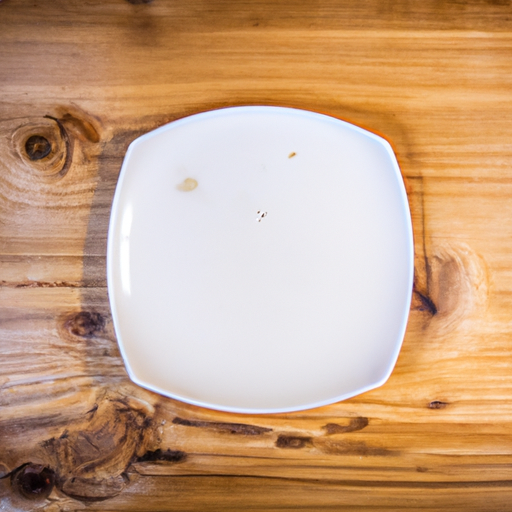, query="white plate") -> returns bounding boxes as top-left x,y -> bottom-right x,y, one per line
107,106 -> 413,414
